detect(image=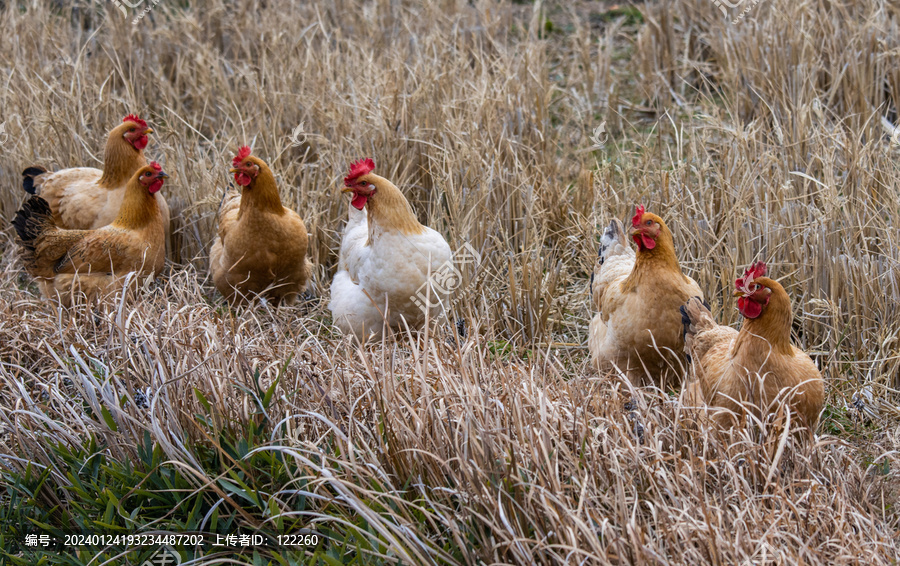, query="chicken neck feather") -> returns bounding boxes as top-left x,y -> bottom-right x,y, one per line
98,125 -> 147,189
